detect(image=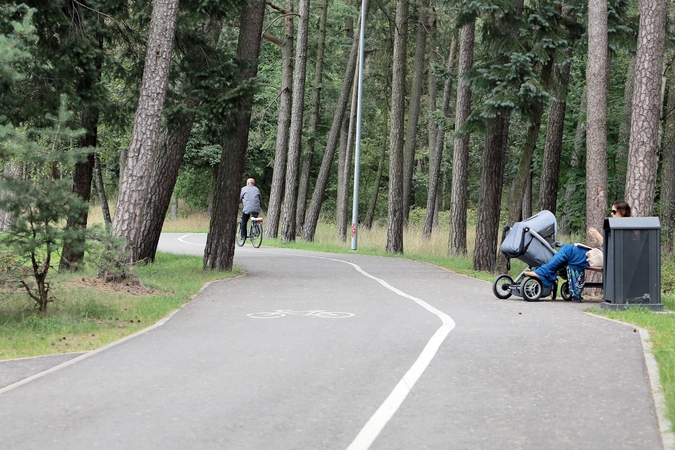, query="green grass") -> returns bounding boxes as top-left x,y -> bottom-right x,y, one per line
0,252 -> 239,360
